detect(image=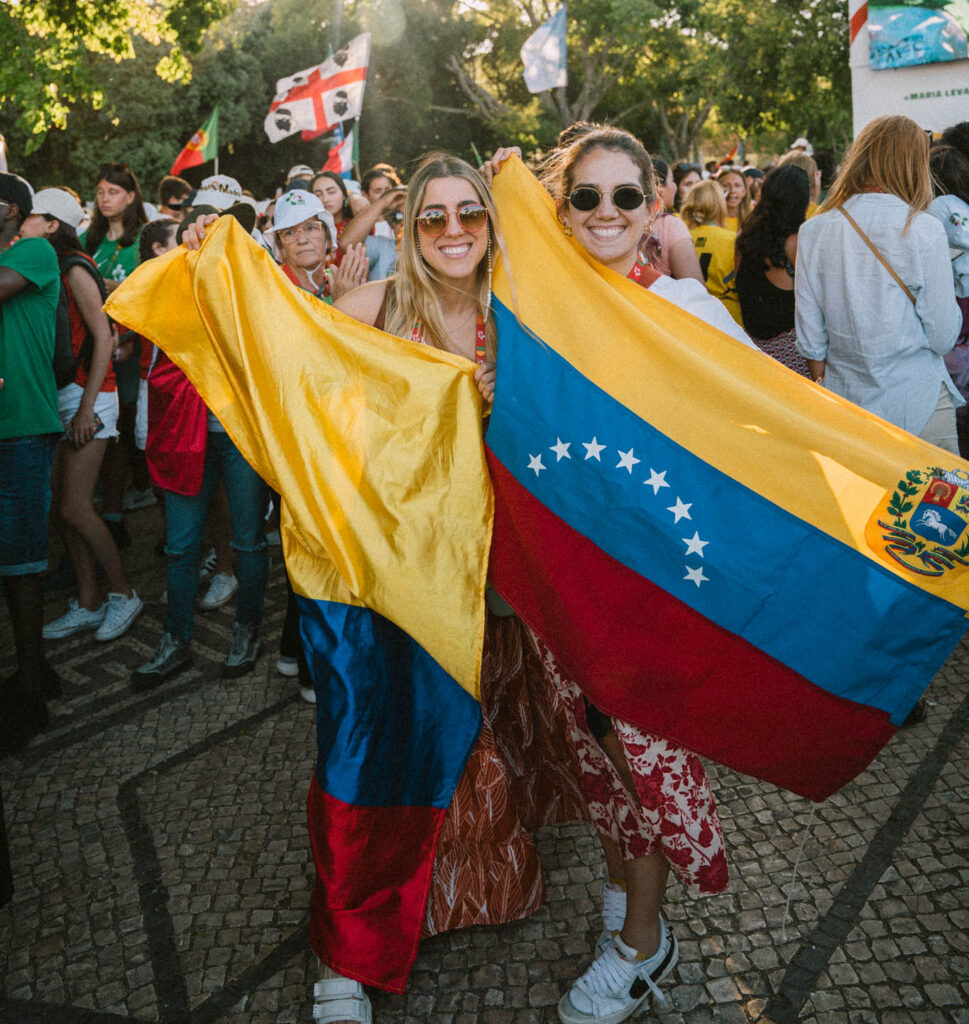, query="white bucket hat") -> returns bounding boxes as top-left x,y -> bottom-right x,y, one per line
264,189 -> 336,248
30,187 -> 85,229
